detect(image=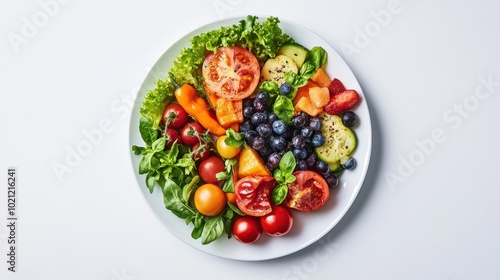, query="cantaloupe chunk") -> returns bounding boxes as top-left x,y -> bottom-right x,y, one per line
310,68 -> 331,87
294,96 -> 324,117
238,147 -> 271,177
293,80 -> 318,106
308,86 -> 330,108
